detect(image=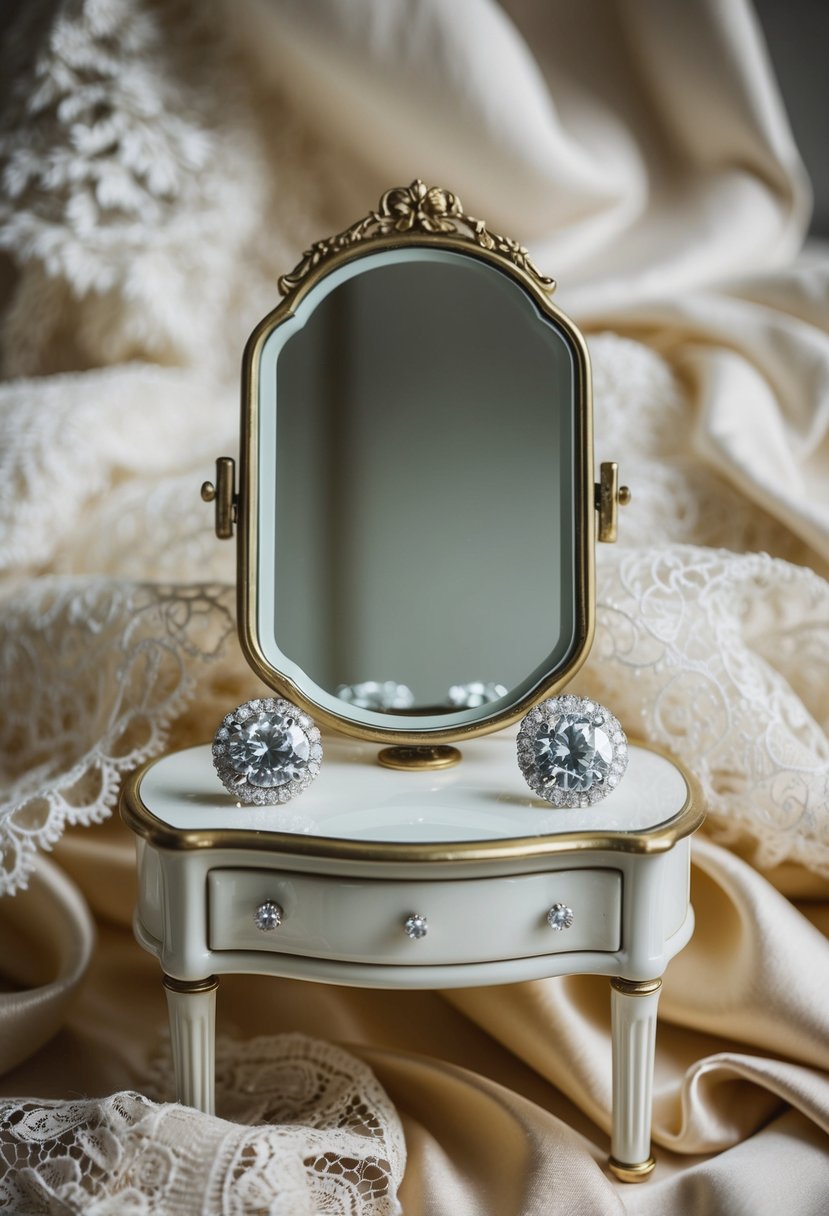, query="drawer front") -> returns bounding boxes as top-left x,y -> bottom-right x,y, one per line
207,868 -> 622,965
